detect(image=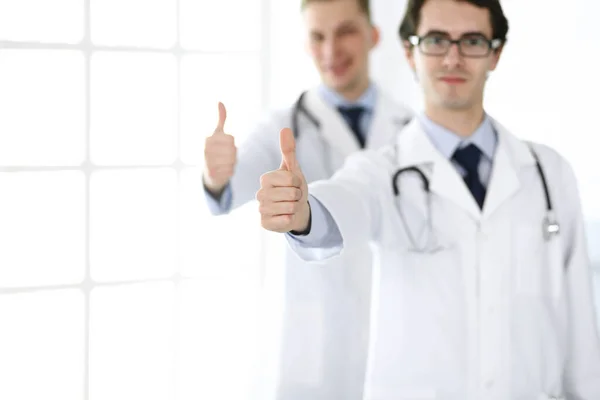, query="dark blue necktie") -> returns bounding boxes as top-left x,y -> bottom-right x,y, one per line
452,144 -> 486,209
338,106 -> 366,148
